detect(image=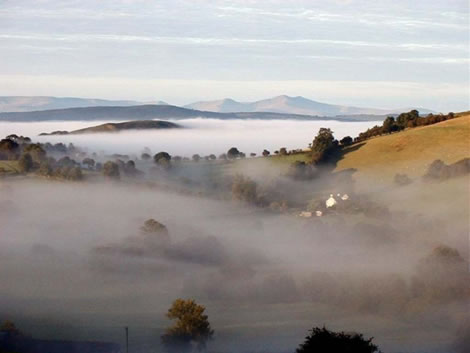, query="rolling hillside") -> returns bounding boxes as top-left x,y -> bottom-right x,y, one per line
40,120 -> 180,135
335,113 -> 470,180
